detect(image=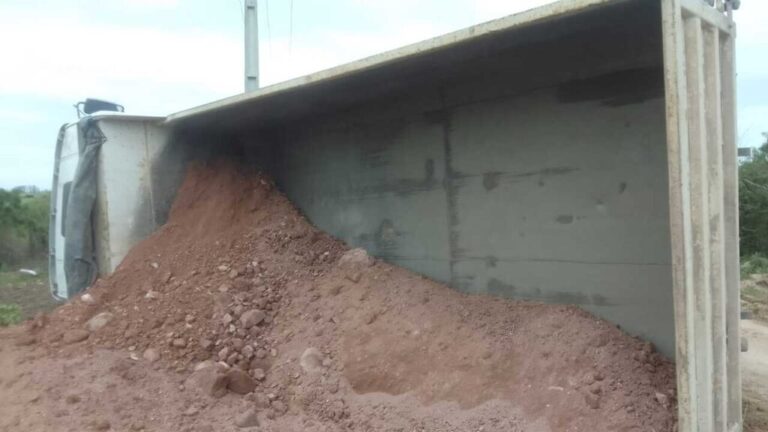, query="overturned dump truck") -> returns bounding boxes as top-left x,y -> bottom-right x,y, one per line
49,0 -> 743,430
